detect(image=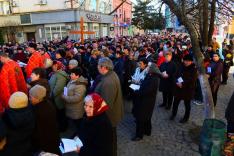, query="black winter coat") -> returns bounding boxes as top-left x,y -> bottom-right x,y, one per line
225,91 -> 234,122
0,107 -> 35,156
132,73 -> 159,121
32,100 -> 60,155
159,61 -> 177,92
77,113 -> 113,156
174,63 -> 198,100
208,60 -> 223,85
